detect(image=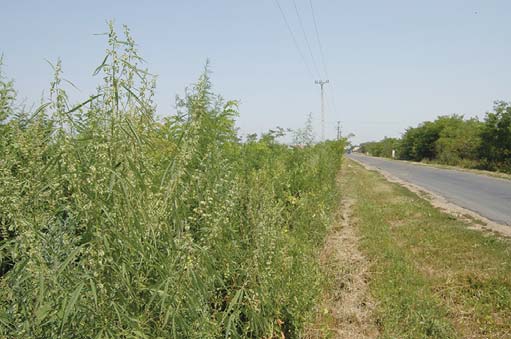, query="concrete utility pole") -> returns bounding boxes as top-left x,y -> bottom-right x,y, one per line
315,80 -> 329,141
336,121 -> 341,140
